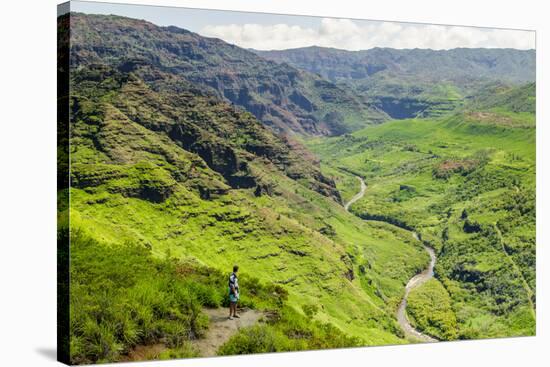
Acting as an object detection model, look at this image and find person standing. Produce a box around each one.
[228,265,240,320]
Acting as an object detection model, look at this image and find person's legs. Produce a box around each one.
[229,302,235,317]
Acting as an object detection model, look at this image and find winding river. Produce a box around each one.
[344,176,438,342]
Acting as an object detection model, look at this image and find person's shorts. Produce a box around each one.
[229,288,239,303]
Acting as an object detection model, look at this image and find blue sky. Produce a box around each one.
[69,1,535,51]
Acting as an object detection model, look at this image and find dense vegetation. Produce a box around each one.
[68,229,211,363]
[64,228,362,363]
[406,279,458,340]
[217,305,361,355]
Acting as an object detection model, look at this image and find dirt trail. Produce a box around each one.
[122,308,263,361]
[344,176,438,343]
[192,308,264,357]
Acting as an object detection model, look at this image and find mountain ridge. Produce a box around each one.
[70,12,387,136]
[254,46,535,119]
[253,46,535,83]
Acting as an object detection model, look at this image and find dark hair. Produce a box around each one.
[233,265,239,272]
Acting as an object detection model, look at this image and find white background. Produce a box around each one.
[0,0,547,365]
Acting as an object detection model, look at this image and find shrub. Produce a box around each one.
[218,325,295,355]
[218,306,361,356]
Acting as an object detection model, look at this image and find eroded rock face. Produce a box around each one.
[289,91,315,112]
[70,13,382,136]
[254,182,274,197]
[309,180,342,205]
[121,182,175,203]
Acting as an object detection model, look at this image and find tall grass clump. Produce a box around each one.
[68,229,215,364]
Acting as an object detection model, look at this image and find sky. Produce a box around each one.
[69,1,535,51]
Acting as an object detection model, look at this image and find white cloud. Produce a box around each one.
[200,18,535,51]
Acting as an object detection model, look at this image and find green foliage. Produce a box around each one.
[68,228,290,364]
[302,304,319,318]
[157,344,198,360]
[407,279,458,340]
[218,306,362,355]
[467,82,535,115]
[432,157,484,180]
[218,325,294,355]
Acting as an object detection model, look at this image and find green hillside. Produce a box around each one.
[308,109,536,339]
[466,82,535,113]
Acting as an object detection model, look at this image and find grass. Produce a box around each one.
[68,163,426,345]
[217,306,361,356]
[67,229,211,364]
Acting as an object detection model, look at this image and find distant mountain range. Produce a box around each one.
[254,46,535,119]
[254,46,535,84]
[71,13,535,131]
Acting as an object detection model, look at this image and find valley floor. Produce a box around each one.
[344,176,438,343]
[308,113,536,341]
